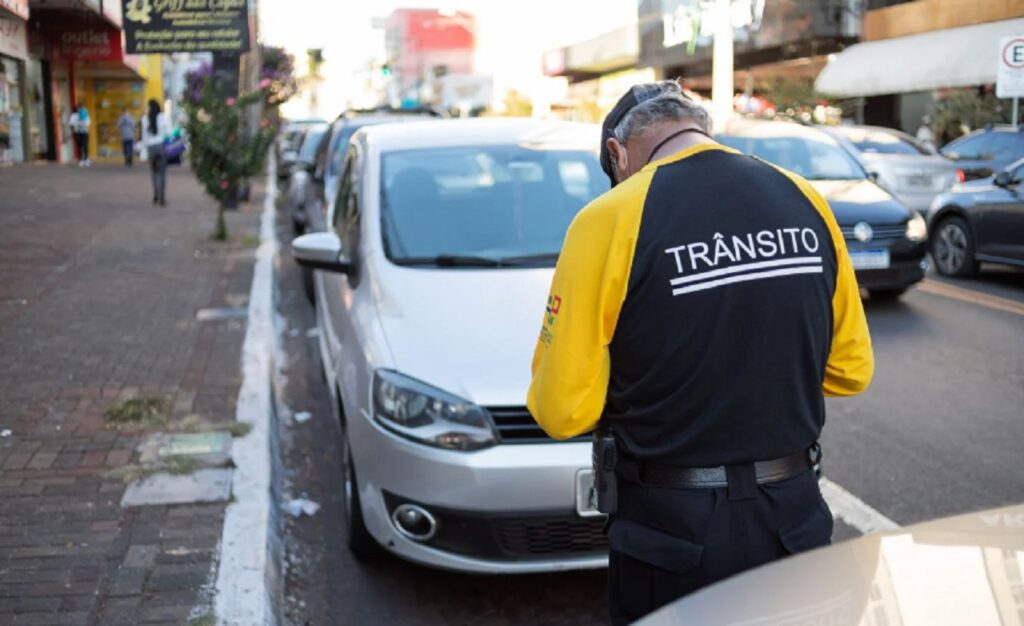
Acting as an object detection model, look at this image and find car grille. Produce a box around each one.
[487,406,587,444]
[495,516,608,557]
[840,224,906,241]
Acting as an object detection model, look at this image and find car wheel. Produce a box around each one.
[340,420,379,560]
[291,208,305,236]
[868,287,906,301]
[931,216,977,277]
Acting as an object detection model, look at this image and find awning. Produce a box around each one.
[815,18,1024,97]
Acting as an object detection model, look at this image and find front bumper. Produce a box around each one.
[349,414,606,573]
[849,239,928,290]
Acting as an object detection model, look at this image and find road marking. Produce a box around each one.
[918,279,1024,318]
[820,478,899,535]
[214,160,278,626]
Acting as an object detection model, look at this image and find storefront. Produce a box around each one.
[638,0,859,94]
[0,0,29,164]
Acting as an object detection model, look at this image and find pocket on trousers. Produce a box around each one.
[608,520,704,619]
[778,499,833,555]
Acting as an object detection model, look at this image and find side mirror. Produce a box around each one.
[281,149,298,165]
[994,171,1014,187]
[866,170,880,183]
[292,232,352,274]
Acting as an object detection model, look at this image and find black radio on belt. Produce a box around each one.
[593,426,618,515]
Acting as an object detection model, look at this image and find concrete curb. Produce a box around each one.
[213,158,282,626]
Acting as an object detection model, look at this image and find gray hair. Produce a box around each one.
[612,81,712,144]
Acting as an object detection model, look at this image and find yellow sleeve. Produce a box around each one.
[526,175,650,439]
[783,171,874,396]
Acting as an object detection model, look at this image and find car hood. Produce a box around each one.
[372,266,553,407]
[809,179,912,225]
[639,501,1024,626]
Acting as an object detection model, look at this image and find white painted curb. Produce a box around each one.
[214,159,280,626]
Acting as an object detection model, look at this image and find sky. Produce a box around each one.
[259,0,639,115]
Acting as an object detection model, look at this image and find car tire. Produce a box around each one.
[868,287,906,301]
[931,216,978,277]
[340,419,379,560]
[291,209,305,236]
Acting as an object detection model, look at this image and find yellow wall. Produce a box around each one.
[864,0,1024,41]
[77,55,164,162]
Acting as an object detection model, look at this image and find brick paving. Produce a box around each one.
[0,162,262,624]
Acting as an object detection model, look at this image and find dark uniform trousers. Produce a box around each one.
[607,464,833,625]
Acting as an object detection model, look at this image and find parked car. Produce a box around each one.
[927,156,1024,277]
[291,118,609,573]
[290,109,443,303]
[717,119,929,300]
[276,118,326,178]
[638,501,1024,626]
[822,124,958,214]
[282,123,329,234]
[940,124,1024,182]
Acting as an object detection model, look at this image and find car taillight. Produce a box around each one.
[956,169,966,183]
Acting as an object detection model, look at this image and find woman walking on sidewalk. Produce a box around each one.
[141,99,172,206]
[69,104,91,167]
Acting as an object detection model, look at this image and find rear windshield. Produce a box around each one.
[718,134,866,180]
[380,146,607,265]
[300,129,326,161]
[835,128,930,156]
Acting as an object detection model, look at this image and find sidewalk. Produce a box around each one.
[0,163,263,624]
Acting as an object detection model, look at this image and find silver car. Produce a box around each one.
[291,118,610,573]
[823,125,959,214]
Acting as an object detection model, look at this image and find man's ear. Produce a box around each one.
[606,137,627,180]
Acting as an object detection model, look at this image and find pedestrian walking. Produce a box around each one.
[916,115,936,151]
[117,108,136,167]
[527,81,874,625]
[141,99,172,206]
[69,104,91,167]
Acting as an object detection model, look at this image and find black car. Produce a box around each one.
[940,125,1024,182]
[718,119,929,300]
[927,156,1024,277]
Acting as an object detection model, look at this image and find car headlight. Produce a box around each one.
[372,370,497,451]
[905,212,927,242]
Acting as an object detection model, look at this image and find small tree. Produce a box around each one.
[934,90,1010,145]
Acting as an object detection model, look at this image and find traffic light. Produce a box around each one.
[381,64,391,77]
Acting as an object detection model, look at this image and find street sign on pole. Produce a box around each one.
[997,35,1024,127]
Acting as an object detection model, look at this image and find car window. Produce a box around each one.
[717,134,865,180]
[379,146,606,264]
[300,128,326,162]
[332,151,354,234]
[837,128,926,156]
[989,133,1024,161]
[333,146,362,252]
[327,128,358,181]
[942,133,991,159]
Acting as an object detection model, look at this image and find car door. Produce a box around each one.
[316,144,361,388]
[974,162,1024,262]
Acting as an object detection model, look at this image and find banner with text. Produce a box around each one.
[121,0,250,54]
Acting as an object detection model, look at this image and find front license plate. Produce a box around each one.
[575,469,603,518]
[849,249,890,270]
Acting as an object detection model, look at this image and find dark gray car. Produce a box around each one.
[927,156,1024,277]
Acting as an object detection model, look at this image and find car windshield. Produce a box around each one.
[380,145,607,266]
[835,128,930,156]
[300,128,326,162]
[718,133,866,180]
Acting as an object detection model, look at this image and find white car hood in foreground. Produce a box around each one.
[372,266,554,407]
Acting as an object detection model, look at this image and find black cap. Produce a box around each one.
[600,82,693,186]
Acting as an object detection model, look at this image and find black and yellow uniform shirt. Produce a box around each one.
[528,144,873,466]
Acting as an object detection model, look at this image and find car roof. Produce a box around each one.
[334,115,430,130]
[718,117,833,141]
[357,118,601,152]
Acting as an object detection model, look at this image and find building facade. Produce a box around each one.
[0,0,29,163]
[383,9,476,108]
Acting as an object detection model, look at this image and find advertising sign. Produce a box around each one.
[0,17,27,59]
[121,0,250,54]
[49,24,124,62]
[0,0,28,21]
[997,35,1024,99]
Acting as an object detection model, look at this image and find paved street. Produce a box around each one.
[272,204,1024,624]
[0,163,261,625]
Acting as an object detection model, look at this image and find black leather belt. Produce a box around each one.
[622,445,821,490]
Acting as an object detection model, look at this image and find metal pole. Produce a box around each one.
[1014,97,1019,127]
